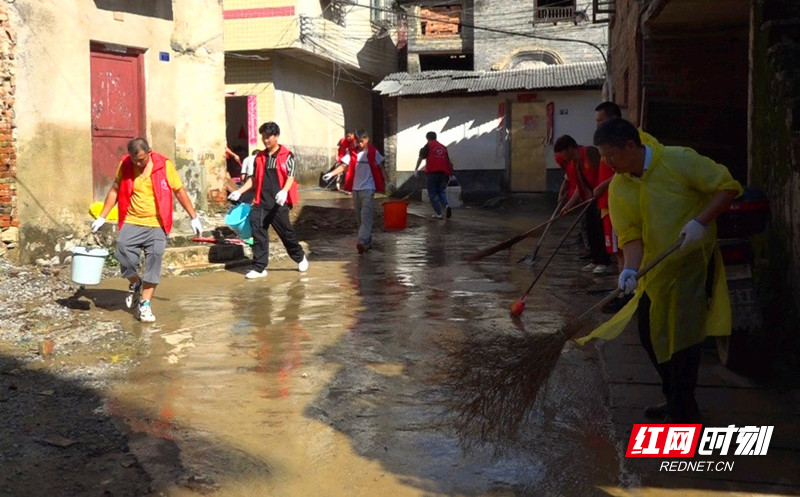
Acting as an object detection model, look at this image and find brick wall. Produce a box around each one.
[472,0,607,71]
[607,0,642,121]
[0,4,16,241]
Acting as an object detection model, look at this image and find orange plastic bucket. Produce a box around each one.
[383,200,408,230]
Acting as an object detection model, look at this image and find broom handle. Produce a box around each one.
[571,236,685,327]
[465,199,592,262]
[521,200,594,298]
[531,200,564,257]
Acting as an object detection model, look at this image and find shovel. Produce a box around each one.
[518,200,564,266]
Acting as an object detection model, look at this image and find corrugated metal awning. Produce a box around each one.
[374,61,606,97]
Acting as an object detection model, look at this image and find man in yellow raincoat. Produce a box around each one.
[577,118,742,423]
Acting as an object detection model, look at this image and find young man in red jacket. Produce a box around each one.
[228,122,308,279]
[92,138,203,322]
[414,131,455,219]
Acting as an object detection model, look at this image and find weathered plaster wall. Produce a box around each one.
[272,53,373,185]
[10,0,224,261]
[471,0,607,71]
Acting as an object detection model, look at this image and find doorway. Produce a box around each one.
[510,101,547,192]
[90,44,145,200]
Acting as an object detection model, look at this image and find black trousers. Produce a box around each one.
[249,204,305,271]
[637,292,702,422]
[586,203,611,265]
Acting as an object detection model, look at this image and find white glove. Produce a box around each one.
[618,267,638,295]
[275,190,288,206]
[679,218,707,251]
[190,216,202,236]
[91,217,106,233]
[228,190,241,202]
[322,172,335,182]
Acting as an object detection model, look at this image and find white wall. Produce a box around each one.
[396,96,504,173]
[396,89,602,175]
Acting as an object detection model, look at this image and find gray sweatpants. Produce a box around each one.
[352,189,375,247]
[116,224,167,284]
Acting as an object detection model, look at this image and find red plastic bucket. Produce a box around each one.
[383,200,408,230]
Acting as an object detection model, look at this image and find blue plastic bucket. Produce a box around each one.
[70,246,109,285]
[224,203,252,239]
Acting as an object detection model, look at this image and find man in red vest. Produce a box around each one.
[228,122,308,278]
[414,131,454,219]
[332,130,356,192]
[92,138,203,323]
[555,135,614,275]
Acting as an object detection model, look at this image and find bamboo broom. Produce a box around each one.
[440,237,684,449]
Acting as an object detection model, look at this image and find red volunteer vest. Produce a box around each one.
[253,145,300,206]
[343,145,385,193]
[337,137,355,162]
[424,140,452,175]
[117,152,175,234]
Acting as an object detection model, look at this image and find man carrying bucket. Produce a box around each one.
[414,131,454,220]
[228,122,308,279]
[322,129,393,254]
[92,138,203,323]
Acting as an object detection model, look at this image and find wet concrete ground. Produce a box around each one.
[6,190,799,496]
[81,192,626,496]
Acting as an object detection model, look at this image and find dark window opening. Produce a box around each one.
[419,53,473,71]
[534,0,576,22]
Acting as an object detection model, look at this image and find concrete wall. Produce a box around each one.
[10,0,225,261]
[472,0,607,71]
[392,88,601,197]
[271,53,374,184]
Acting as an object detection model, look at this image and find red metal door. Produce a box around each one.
[90,48,144,200]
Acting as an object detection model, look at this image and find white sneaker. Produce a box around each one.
[298,256,309,272]
[431,213,443,219]
[582,263,597,272]
[592,264,615,275]
[138,302,156,323]
[245,269,268,279]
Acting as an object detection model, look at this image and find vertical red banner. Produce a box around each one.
[247,95,258,147]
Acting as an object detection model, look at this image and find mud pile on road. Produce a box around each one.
[0,258,157,494]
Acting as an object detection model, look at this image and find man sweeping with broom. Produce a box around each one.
[577,118,742,423]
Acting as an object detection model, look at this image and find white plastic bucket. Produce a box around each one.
[70,246,109,285]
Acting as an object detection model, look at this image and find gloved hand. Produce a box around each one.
[190,216,202,236]
[679,218,707,250]
[618,267,638,295]
[322,172,335,182]
[228,190,241,202]
[91,217,106,233]
[275,190,288,206]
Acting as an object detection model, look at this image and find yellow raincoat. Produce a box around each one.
[576,140,743,363]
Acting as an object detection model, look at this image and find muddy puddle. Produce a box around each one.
[88,198,623,496]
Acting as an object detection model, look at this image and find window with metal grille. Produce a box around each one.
[534,0,576,23]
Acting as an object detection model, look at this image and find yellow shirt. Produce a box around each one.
[115,159,183,228]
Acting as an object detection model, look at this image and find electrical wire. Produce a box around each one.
[340,0,608,66]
